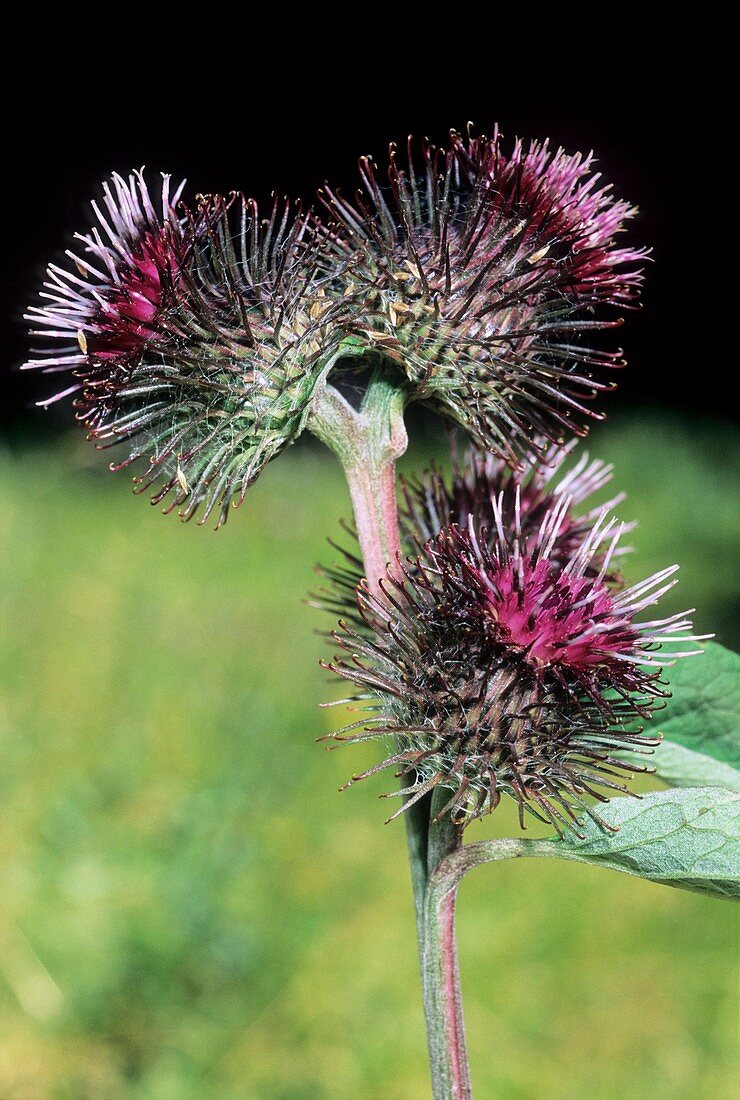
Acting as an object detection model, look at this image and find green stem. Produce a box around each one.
[309,368,477,1097]
[421,839,559,1097]
[310,376,565,1092]
[405,789,433,944]
[431,837,553,889]
[308,369,407,595]
[421,789,470,1099]
[309,368,430,927]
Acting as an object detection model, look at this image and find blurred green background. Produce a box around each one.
[0,410,737,1099]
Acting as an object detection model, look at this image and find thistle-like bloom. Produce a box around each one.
[317,440,631,623]
[323,451,701,833]
[25,128,647,525]
[401,440,632,573]
[320,129,647,462]
[25,172,351,525]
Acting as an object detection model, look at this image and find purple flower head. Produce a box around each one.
[81,225,185,362]
[316,440,631,624]
[26,172,186,399]
[25,128,648,527]
[401,439,631,573]
[322,450,702,833]
[320,128,647,462]
[25,173,352,526]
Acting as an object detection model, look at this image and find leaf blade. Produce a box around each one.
[647,741,740,792]
[548,787,740,900]
[654,643,740,774]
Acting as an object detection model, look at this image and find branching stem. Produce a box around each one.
[309,367,481,1097]
[308,368,407,596]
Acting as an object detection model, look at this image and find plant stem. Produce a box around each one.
[419,838,559,1097]
[309,369,431,924]
[307,369,407,595]
[422,789,471,1099]
[309,368,475,1098]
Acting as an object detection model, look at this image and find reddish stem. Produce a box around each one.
[307,373,407,597]
[439,889,470,1098]
[343,457,403,597]
[309,370,473,1097]
[424,805,472,1099]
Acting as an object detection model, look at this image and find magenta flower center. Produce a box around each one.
[89,230,180,360]
[482,557,635,669]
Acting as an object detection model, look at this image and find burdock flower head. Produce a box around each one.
[323,446,701,833]
[25,127,646,525]
[317,440,630,613]
[400,439,631,571]
[25,171,353,525]
[321,128,647,462]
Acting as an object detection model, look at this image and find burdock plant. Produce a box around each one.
[25,128,739,1098]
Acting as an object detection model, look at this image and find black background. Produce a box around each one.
[1,35,723,437]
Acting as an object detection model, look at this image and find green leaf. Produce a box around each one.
[549,787,740,899]
[647,741,740,792]
[655,643,740,772]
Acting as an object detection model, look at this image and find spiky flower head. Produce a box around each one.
[321,128,647,462]
[25,127,647,525]
[323,448,700,833]
[25,172,352,525]
[401,439,631,573]
[316,439,630,621]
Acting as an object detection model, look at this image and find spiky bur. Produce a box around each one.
[319,128,647,463]
[320,450,703,834]
[25,172,354,526]
[25,130,646,525]
[315,440,630,627]
[404,439,643,572]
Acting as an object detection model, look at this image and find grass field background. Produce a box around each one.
[1,410,737,1098]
